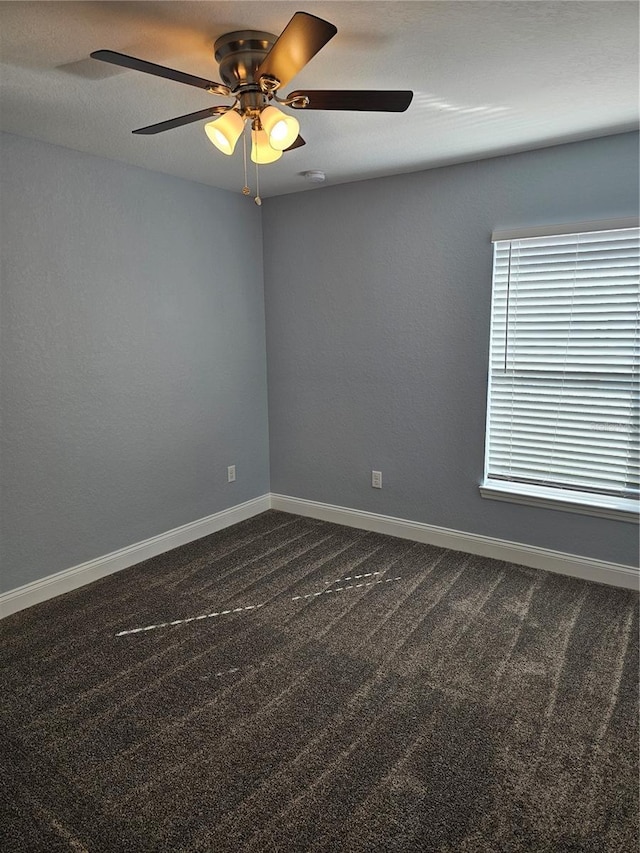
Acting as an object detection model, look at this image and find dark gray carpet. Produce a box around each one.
[1,510,638,852]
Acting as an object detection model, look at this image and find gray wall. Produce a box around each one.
[1,132,270,592]
[263,132,639,567]
[2,131,637,595]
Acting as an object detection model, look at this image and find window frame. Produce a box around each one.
[480,217,640,524]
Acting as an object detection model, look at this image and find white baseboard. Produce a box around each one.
[271,494,639,591]
[0,494,271,619]
[3,490,637,619]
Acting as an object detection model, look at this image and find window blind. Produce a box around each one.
[484,225,640,509]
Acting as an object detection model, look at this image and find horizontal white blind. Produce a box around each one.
[485,226,640,501]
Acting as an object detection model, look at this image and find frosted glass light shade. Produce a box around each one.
[260,106,300,151]
[251,129,283,164]
[204,110,244,155]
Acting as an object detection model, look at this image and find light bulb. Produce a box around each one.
[251,129,283,164]
[204,110,244,155]
[260,105,300,151]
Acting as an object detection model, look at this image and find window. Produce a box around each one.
[481,219,639,522]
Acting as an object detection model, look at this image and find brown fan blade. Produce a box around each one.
[289,90,413,112]
[256,12,337,89]
[90,50,230,96]
[133,106,232,135]
[284,135,306,151]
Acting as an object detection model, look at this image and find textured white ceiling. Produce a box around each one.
[1,1,638,198]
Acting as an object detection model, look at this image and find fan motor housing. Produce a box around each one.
[214,30,277,92]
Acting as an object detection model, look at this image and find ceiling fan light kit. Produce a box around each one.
[90,11,413,201]
[251,129,283,164]
[204,109,244,155]
[259,106,300,151]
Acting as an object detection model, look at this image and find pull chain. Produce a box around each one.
[250,124,262,206]
[242,120,250,196]
[255,155,261,206]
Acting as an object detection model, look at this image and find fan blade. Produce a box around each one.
[133,106,232,135]
[256,12,337,89]
[289,90,413,112]
[284,135,306,152]
[90,50,230,96]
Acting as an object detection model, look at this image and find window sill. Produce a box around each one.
[480,481,639,523]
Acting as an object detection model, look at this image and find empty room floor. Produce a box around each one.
[1,510,638,851]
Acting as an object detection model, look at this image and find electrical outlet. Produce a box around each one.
[227,465,236,483]
[371,470,382,489]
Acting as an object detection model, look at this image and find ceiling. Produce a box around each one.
[1,1,638,198]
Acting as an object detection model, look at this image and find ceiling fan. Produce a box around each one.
[91,10,413,201]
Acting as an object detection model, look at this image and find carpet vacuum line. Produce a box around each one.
[292,576,402,601]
